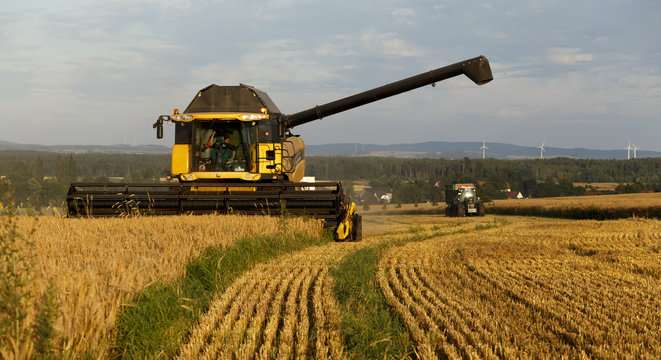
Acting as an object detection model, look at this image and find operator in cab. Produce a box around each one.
[211,132,237,170]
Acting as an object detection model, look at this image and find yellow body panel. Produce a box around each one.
[288,159,306,183]
[335,202,356,241]
[178,172,262,182]
[171,112,269,122]
[191,186,256,192]
[171,144,191,175]
[282,136,306,182]
[256,143,282,174]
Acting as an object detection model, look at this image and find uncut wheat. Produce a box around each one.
[491,192,661,213]
[10,214,322,358]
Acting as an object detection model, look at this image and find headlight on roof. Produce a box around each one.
[172,114,193,121]
[240,114,267,120]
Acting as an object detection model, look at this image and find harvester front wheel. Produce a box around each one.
[351,214,362,241]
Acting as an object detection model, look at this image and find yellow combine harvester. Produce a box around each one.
[67,55,493,240]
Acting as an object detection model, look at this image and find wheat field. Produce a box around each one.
[176,253,345,359]
[175,218,491,359]
[7,207,661,358]
[491,192,661,212]
[8,215,323,358]
[377,217,661,359]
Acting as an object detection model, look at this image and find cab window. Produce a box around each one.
[257,120,278,142]
[193,120,252,172]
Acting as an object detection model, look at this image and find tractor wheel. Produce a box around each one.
[445,206,451,217]
[477,202,486,216]
[456,204,466,217]
[351,214,363,241]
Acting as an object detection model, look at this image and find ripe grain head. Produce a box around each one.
[13,214,323,357]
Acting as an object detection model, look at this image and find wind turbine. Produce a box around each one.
[480,140,488,159]
[626,141,633,160]
[536,141,546,160]
[633,144,640,159]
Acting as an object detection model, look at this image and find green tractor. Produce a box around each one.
[445,183,485,217]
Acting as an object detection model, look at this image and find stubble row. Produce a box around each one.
[177,245,354,360]
[378,218,661,359]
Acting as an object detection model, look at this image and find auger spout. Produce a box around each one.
[284,55,492,129]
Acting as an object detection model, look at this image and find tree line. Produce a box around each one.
[0,151,169,208]
[305,156,661,204]
[0,150,659,208]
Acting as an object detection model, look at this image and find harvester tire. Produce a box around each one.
[445,207,451,217]
[351,214,362,241]
[477,202,486,216]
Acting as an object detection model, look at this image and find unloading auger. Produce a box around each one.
[67,55,493,241]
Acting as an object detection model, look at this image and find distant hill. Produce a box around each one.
[1,139,659,159]
[0,140,170,154]
[306,141,661,160]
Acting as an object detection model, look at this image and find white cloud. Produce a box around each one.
[496,108,524,117]
[480,32,508,40]
[79,28,113,42]
[588,106,608,114]
[0,26,10,40]
[391,8,415,17]
[188,45,341,89]
[83,0,192,12]
[313,35,358,57]
[390,8,416,24]
[548,47,594,65]
[361,32,424,57]
[314,45,331,56]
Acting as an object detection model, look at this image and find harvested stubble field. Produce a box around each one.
[175,216,661,359]
[7,215,322,358]
[176,248,345,359]
[6,208,661,359]
[175,216,482,359]
[490,192,661,219]
[378,217,661,358]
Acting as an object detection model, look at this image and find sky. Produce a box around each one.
[1,0,660,151]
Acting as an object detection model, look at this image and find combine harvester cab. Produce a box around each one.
[68,56,493,241]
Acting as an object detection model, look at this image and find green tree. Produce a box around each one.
[34,157,44,183]
[27,178,42,209]
[67,154,77,183]
[393,183,422,204]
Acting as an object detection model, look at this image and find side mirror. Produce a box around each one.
[153,115,168,139]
